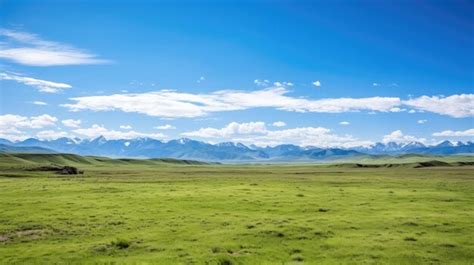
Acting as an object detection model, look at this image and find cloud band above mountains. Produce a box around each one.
[61,88,473,118]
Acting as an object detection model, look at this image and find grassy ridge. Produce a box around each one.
[0,153,473,264]
[1,152,473,168]
[0,153,209,168]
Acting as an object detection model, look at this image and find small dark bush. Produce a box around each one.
[111,239,130,249]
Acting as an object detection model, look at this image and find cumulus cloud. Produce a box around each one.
[339,121,350,125]
[372,83,380,87]
[36,130,69,140]
[1,72,71,93]
[254,79,270,86]
[403,94,474,118]
[33,101,48,105]
[72,124,165,140]
[417,119,427,124]
[182,121,372,147]
[120,125,132,130]
[62,119,82,128]
[0,28,109,66]
[273,81,293,87]
[21,114,57,128]
[183,122,267,138]
[383,130,425,144]
[389,107,406,112]
[272,121,286,127]
[0,114,58,140]
[197,76,205,83]
[62,87,402,118]
[432,128,474,137]
[154,124,176,130]
[312,80,321,87]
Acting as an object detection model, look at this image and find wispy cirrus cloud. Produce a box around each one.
[1,72,71,93]
[0,28,109,66]
[33,101,48,106]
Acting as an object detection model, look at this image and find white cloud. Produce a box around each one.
[339,121,350,125]
[0,114,58,141]
[372,83,380,87]
[36,130,69,140]
[432,128,474,137]
[182,121,372,147]
[25,114,58,128]
[33,101,47,105]
[120,125,132,130]
[154,124,176,130]
[62,87,402,118]
[312,80,321,87]
[272,121,286,127]
[408,109,416,114]
[72,124,165,140]
[273,81,293,87]
[417,119,427,124]
[182,122,267,138]
[403,94,474,118]
[254,79,270,86]
[62,119,82,128]
[383,130,425,144]
[197,76,205,83]
[1,72,71,93]
[389,107,406,112]
[0,28,108,66]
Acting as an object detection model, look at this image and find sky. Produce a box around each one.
[0,0,473,147]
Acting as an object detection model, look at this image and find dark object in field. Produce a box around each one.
[110,239,130,249]
[28,164,83,175]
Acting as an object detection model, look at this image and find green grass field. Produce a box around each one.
[0,153,473,264]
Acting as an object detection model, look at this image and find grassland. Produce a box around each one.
[0,153,473,264]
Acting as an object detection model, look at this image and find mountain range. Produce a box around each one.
[0,137,472,161]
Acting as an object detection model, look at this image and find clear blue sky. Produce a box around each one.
[0,0,473,146]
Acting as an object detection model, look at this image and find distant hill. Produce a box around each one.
[0,153,209,168]
[0,136,472,162]
[0,153,472,171]
[0,144,57,154]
